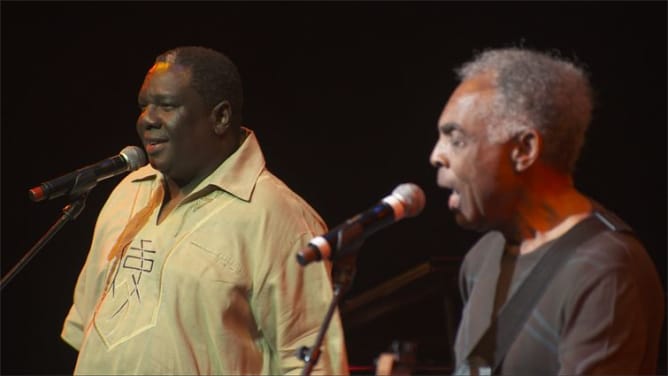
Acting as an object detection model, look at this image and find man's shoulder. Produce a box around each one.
[568,208,644,268]
[245,169,326,230]
[554,209,662,295]
[569,225,646,272]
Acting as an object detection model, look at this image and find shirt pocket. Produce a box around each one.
[166,230,247,286]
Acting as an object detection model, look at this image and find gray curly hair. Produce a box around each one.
[457,48,593,174]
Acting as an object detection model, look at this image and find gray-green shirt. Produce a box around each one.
[62,128,349,375]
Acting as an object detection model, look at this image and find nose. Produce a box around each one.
[429,141,449,169]
[137,105,160,130]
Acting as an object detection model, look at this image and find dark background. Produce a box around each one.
[2,2,666,374]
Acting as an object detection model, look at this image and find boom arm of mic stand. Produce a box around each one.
[296,254,358,376]
[0,194,88,291]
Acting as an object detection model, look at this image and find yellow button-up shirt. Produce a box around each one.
[62,128,348,375]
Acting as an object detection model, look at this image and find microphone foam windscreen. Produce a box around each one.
[393,183,426,218]
[120,146,148,171]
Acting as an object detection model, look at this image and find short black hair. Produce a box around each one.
[156,46,243,128]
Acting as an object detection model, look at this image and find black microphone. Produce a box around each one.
[297,183,426,266]
[28,146,147,202]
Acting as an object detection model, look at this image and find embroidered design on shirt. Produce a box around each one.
[109,239,156,317]
[94,235,164,349]
[123,239,156,273]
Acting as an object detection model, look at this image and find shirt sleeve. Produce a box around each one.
[61,276,87,350]
[251,234,349,375]
[61,212,104,352]
[60,214,109,352]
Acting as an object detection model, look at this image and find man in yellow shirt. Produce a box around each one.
[61,46,348,375]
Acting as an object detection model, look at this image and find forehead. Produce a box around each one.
[148,60,189,74]
[140,62,193,94]
[438,73,497,133]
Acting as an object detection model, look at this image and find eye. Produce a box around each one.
[159,103,178,112]
[439,124,467,149]
[450,137,465,148]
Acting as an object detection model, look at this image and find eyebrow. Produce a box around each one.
[438,122,462,135]
[138,93,178,103]
[152,94,177,101]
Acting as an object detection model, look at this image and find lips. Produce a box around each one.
[143,137,168,155]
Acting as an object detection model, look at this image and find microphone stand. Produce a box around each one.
[296,253,358,376]
[0,193,88,291]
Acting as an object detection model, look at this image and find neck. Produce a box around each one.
[164,174,202,203]
[502,170,592,255]
[165,127,244,201]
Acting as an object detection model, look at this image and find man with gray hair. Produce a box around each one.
[430,48,663,374]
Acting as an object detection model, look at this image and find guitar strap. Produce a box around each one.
[467,210,632,374]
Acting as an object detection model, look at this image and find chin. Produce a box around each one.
[149,160,174,177]
[454,212,472,228]
[149,159,163,170]
[455,213,487,233]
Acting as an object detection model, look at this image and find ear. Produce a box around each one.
[211,100,232,135]
[511,129,541,172]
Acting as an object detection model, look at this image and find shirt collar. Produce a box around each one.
[130,127,266,202]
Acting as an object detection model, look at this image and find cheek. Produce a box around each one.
[470,167,513,216]
[458,165,494,209]
[164,114,191,141]
[469,179,492,209]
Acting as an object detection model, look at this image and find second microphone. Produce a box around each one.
[296,183,426,266]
